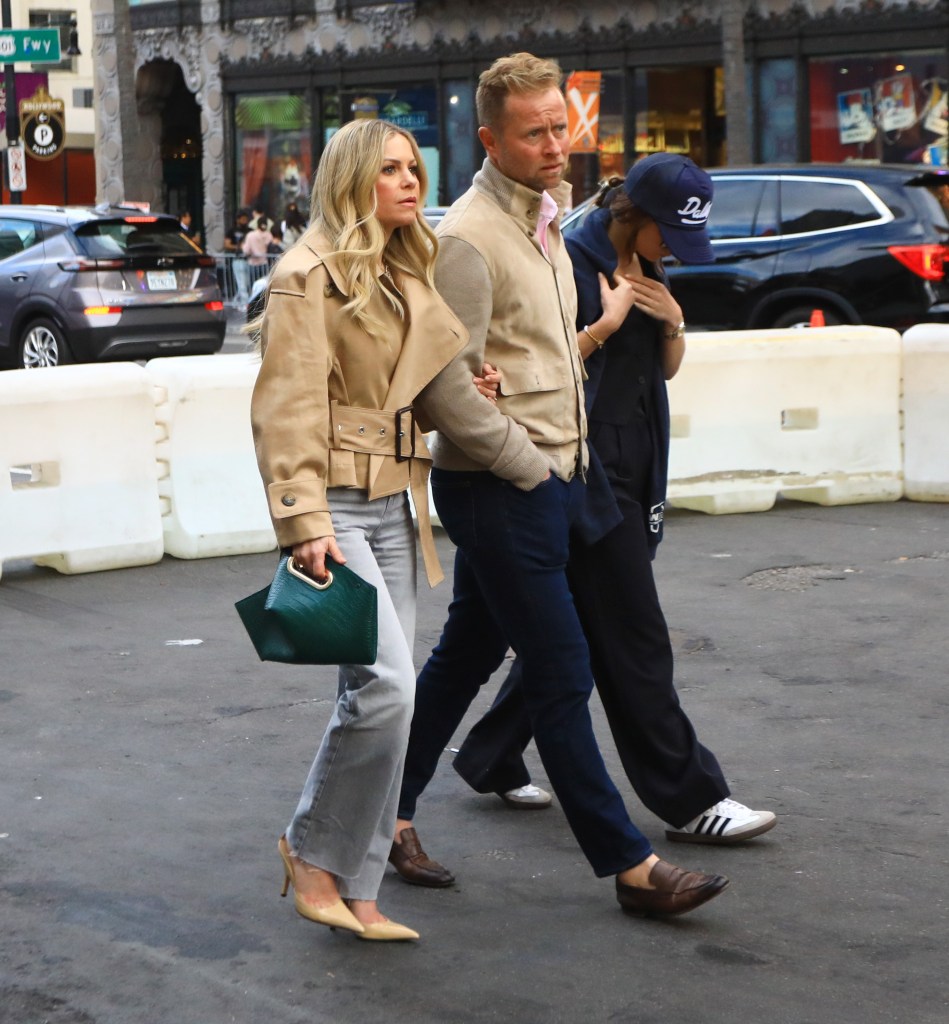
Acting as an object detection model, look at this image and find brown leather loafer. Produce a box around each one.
[388,827,455,888]
[615,860,728,918]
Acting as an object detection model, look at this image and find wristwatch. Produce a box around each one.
[664,320,686,340]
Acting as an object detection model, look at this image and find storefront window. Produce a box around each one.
[563,69,624,206]
[633,67,717,166]
[810,53,948,165]
[443,79,475,204]
[234,92,312,221]
[758,59,798,162]
[338,86,440,206]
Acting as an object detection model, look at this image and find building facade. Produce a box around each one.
[1,2,95,205]
[117,0,949,252]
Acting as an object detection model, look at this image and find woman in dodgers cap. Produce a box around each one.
[455,152,777,852]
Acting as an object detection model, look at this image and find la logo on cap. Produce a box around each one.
[678,196,711,226]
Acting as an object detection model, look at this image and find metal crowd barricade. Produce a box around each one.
[211,252,280,308]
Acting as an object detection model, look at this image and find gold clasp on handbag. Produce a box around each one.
[287,557,333,590]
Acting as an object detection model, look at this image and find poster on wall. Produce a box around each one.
[922,80,948,138]
[566,71,602,153]
[875,74,916,133]
[837,88,876,145]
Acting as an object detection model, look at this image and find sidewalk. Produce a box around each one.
[0,499,946,1024]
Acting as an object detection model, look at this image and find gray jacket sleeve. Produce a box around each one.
[417,235,549,489]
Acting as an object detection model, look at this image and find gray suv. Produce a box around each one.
[0,204,226,369]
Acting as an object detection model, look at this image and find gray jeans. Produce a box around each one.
[286,488,417,900]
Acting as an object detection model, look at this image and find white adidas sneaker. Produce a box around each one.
[666,798,777,844]
[499,783,552,809]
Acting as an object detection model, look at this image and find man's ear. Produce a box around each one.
[478,125,498,162]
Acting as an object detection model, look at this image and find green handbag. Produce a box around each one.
[235,555,378,665]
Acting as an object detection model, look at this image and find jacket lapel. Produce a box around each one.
[380,273,467,411]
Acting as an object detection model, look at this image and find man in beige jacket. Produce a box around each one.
[391,53,729,918]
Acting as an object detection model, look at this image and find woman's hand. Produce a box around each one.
[473,361,501,402]
[597,272,637,336]
[292,536,346,582]
[617,272,683,332]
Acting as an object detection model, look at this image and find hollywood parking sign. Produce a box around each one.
[0,29,61,64]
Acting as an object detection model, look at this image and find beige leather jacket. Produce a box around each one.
[250,227,468,585]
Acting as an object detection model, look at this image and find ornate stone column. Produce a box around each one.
[92,0,127,204]
[197,2,227,253]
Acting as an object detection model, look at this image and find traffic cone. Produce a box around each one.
[809,309,825,327]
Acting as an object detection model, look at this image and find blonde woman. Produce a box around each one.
[250,118,468,941]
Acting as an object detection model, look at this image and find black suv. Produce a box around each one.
[0,204,226,369]
[565,164,949,331]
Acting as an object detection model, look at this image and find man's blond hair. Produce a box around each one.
[476,52,564,130]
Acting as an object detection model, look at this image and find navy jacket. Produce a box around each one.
[566,206,672,553]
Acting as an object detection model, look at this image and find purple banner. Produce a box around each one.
[0,72,49,134]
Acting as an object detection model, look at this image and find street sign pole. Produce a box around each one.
[1,0,21,204]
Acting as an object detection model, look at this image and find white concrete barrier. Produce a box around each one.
[666,327,903,514]
[0,364,164,579]
[901,324,949,502]
[146,353,277,559]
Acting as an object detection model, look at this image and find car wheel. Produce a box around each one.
[769,306,844,330]
[20,318,73,369]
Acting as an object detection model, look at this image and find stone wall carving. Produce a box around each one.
[133,5,229,251]
[93,8,124,205]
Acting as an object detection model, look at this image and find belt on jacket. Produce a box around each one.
[330,402,444,586]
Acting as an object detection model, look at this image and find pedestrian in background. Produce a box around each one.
[242,216,274,286]
[225,208,252,305]
[250,117,468,942]
[267,225,285,254]
[281,201,308,246]
[452,154,778,847]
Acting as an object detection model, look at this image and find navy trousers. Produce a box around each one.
[398,469,652,877]
[453,456,729,829]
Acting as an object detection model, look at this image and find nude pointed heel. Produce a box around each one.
[278,835,365,934]
[356,919,420,942]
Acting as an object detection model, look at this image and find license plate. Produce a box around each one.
[146,270,177,290]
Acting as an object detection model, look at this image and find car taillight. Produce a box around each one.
[59,256,126,272]
[887,244,949,281]
[197,255,215,267]
[59,258,126,271]
[84,306,122,315]
[205,301,224,312]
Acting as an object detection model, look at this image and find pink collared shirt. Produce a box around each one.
[535,189,559,255]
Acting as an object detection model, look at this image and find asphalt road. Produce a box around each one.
[1,498,947,1024]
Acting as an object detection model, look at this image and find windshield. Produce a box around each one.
[74,219,200,259]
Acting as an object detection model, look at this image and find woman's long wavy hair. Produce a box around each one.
[310,118,437,338]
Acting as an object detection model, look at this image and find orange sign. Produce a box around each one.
[566,71,602,153]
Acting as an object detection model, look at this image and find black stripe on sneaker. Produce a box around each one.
[713,816,729,836]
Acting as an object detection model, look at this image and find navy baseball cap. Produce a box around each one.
[623,153,714,264]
